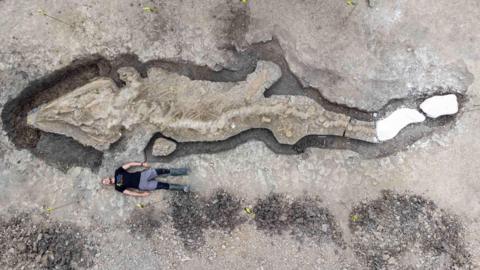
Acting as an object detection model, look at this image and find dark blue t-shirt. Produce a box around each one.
[114,167,141,193]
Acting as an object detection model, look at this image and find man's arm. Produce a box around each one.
[123,189,150,197]
[121,162,149,170]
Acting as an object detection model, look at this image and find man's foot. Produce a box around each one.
[169,168,189,176]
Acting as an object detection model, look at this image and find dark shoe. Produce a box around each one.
[169,184,190,192]
[169,168,189,176]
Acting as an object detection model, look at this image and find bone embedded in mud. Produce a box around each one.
[26,60,377,150]
[152,137,177,156]
[345,119,378,143]
[376,108,426,141]
[27,79,125,151]
[420,94,458,118]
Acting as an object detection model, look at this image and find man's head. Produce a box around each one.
[101,177,115,186]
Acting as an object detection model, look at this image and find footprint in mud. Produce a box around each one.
[349,190,472,269]
[253,193,344,247]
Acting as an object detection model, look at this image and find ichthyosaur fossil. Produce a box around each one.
[27,61,379,152]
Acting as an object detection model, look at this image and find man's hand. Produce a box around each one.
[139,191,150,197]
[142,162,149,168]
[122,162,147,170]
[123,190,150,197]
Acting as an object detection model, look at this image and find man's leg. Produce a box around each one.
[139,168,167,190]
[156,182,189,192]
[155,168,188,176]
[155,168,170,176]
[155,182,170,190]
[168,168,188,176]
[167,183,190,192]
[140,168,158,180]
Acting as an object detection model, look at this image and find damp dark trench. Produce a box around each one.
[1,40,464,170]
[146,112,457,163]
[1,56,108,171]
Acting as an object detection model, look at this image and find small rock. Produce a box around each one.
[181,256,191,262]
[16,242,27,252]
[388,257,397,265]
[40,255,49,266]
[152,138,177,157]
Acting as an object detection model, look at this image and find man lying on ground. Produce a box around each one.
[101,162,189,197]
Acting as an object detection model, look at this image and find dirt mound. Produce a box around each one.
[203,191,245,231]
[0,213,96,270]
[349,190,471,269]
[170,192,206,250]
[126,207,167,238]
[253,193,290,234]
[254,194,344,246]
[169,190,245,251]
[168,192,343,250]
